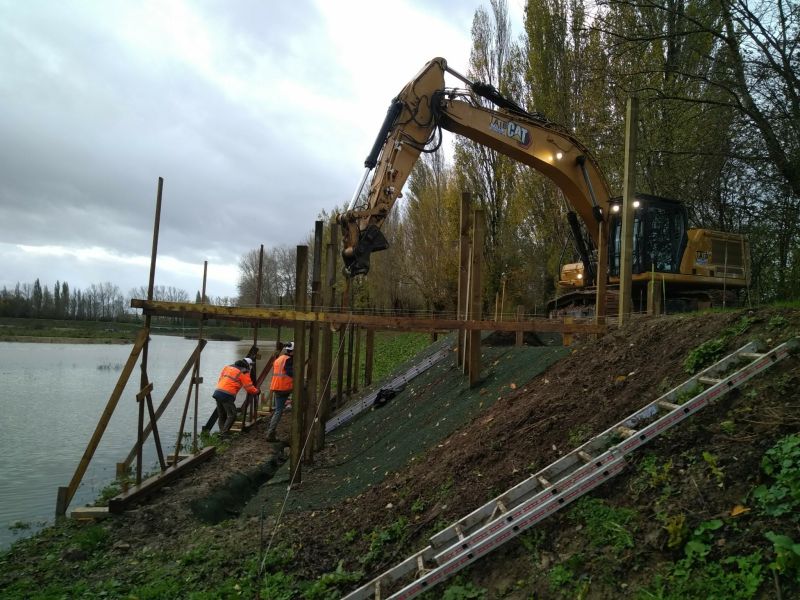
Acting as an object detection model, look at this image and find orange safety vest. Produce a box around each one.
[215,365,259,396]
[270,355,293,392]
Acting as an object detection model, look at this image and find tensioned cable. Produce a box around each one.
[256,313,353,578]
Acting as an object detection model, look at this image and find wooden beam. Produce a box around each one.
[130,300,606,334]
[108,447,215,514]
[56,328,149,516]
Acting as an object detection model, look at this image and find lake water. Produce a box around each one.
[0,334,266,550]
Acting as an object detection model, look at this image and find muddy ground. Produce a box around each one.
[1,306,799,599]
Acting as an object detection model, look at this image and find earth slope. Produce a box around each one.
[1,307,798,600]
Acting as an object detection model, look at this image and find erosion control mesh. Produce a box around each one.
[244,335,568,517]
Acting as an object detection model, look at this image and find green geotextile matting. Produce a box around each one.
[245,338,569,517]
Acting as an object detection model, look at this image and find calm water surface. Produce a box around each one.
[0,335,267,550]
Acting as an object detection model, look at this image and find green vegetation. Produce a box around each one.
[684,338,727,374]
[683,316,756,373]
[359,517,409,567]
[0,316,273,342]
[638,519,763,600]
[752,434,800,517]
[765,532,800,584]
[568,498,637,554]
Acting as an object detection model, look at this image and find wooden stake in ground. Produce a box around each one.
[290,245,308,483]
[469,209,484,387]
[457,192,472,369]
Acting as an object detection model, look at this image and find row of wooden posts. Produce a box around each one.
[57,181,603,516]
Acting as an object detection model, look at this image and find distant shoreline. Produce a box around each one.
[0,336,132,344]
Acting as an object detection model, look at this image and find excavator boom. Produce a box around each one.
[338,57,610,277]
[338,57,749,315]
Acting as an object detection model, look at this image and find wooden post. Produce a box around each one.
[364,328,375,387]
[595,221,608,325]
[306,221,323,459]
[469,209,484,387]
[457,192,472,369]
[515,305,524,346]
[290,246,308,484]
[346,321,354,395]
[250,245,264,423]
[353,325,361,393]
[563,316,574,347]
[319,222,336,421]
[619,97,638,326]
[500,276,506,322]
[336,290,346,410]
[192,261,208,450]
[647,278,662,315]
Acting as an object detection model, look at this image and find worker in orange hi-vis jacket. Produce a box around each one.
[266,342,294,442]
[212,358,260,434]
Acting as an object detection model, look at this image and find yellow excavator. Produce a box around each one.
[337,57,749,315]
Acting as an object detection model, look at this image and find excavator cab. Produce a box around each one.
[607,194,688,277]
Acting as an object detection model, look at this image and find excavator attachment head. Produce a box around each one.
[342,224,389,277]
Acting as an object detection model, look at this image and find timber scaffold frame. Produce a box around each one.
[56,181,605,519]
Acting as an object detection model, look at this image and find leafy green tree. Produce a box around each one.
[455,0,524,304]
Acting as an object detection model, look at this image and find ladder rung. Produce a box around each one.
[739,351,764,360]
[698,376,723,386]
[657,400,680,411]
[577,450,594,463]
[616,426,637,438]
[536,475,551,488]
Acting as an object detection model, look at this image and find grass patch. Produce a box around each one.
[568,498,637,553]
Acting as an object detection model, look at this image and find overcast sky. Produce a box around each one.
[0,0,524,301]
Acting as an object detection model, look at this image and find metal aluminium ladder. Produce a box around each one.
[325,347,451,434]
[342,338,797,600]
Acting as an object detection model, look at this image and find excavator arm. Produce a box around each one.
[338,57,613,279]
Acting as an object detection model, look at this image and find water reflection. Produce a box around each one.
[0,335,272,550]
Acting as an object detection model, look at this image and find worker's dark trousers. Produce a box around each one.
[216,398,237,433]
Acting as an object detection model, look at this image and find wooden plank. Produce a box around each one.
[56,328,148,516]
[70,506,111,521]
[108,446,216,514]
[130,299,606,334]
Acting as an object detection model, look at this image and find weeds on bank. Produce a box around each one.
[752,433,800,517]
[360,517,409,566]
[637,518,764,600]
[568,497,636,553]
[683,315,756,374]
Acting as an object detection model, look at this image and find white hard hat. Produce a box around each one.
[244,357,254,366]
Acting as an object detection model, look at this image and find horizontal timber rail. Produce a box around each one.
[130,299,607,334]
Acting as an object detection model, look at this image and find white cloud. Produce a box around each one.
[0,0,523,302]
